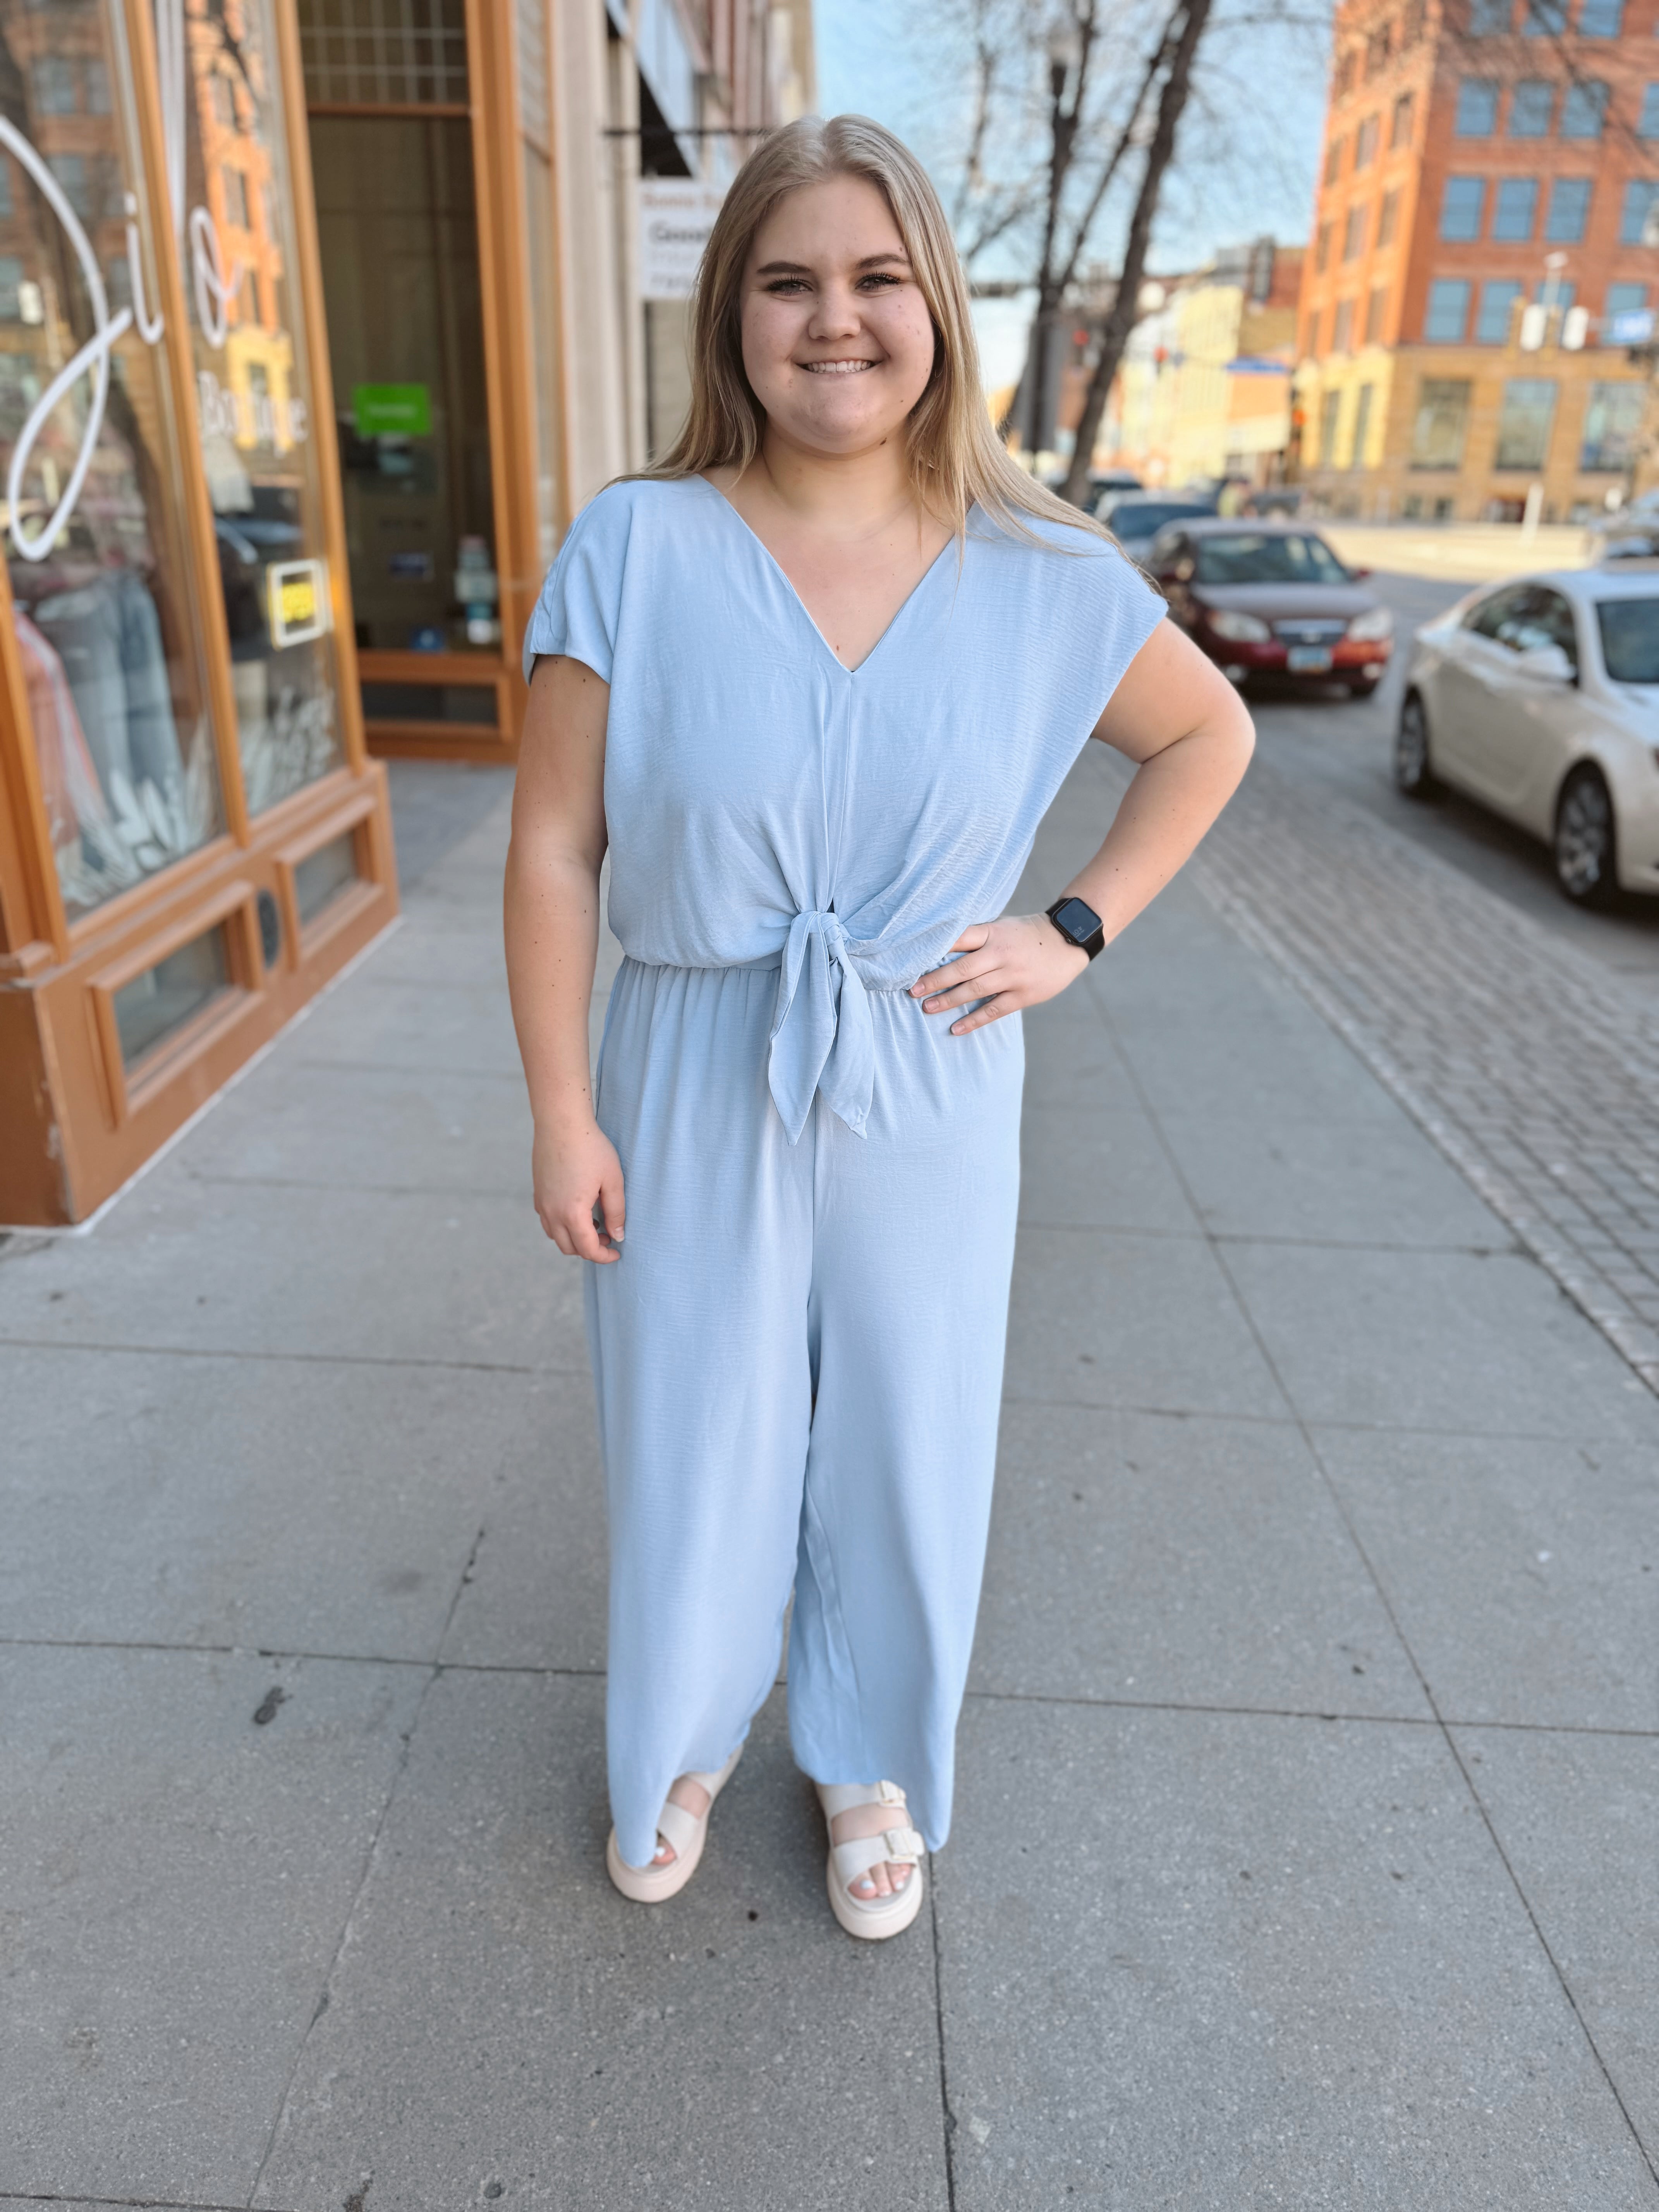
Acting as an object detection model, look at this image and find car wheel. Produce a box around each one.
[1554,765,1618,907]
[1394,690,1437,797]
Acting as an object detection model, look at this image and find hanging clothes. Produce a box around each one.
[13,606,108,853]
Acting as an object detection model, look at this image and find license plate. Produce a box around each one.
[1286,646,1333,672]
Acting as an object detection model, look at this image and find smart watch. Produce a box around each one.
[1046,895,1105,960]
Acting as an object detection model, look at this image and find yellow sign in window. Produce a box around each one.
[267,558,330,649]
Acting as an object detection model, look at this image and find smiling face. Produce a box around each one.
[739,173,938,460]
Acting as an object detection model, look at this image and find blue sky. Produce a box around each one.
[813,0,1332,283]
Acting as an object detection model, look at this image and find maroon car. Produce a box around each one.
[1147,518,1395,697]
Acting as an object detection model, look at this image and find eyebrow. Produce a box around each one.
[754,252,911,276]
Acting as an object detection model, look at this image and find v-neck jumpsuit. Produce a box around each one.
[524,477,1163,1869]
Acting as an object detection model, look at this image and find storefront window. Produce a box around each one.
[0,0,224,919]
[177,0,342,811]
[307,110,497,654]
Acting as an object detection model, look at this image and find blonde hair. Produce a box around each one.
[650,114,1111,548]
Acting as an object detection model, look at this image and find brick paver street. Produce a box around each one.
[1151,578,1659,1396]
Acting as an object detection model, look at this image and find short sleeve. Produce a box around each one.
[520,483,633,684]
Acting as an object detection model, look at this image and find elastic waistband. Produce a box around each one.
[619,951,913,995]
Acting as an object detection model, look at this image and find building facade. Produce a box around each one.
[0,0,808,1226]
[1296,0,1657,520]
[1099,242,1304,488]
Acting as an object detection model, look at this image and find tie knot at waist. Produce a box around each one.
[768,909,877,1143]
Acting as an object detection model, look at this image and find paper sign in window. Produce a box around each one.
[268,558,330,649]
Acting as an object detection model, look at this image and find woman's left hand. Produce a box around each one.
[910,914,1089,1034]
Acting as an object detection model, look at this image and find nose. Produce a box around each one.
[806,282,862,343]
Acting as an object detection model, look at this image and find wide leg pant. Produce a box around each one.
[589,955,1023,1871]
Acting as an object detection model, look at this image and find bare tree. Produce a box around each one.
[915,0,1322,489]
[1060,0,1213,499]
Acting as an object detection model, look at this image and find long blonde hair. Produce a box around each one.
[651,114,1110,547]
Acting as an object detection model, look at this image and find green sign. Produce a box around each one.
[352,382,431,436]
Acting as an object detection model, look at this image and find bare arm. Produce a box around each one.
[503,653,624,1261]
[913,618,1254,1029]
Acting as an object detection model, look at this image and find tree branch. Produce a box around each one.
[1061,0,1217,501]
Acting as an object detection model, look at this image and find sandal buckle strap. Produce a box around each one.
[884,1826,924,1863]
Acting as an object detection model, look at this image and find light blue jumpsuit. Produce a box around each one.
[524,477,1162,1870]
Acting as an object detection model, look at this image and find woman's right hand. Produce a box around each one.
[532,1119,626,1261]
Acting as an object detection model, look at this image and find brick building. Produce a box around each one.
[1295,0,1659,521]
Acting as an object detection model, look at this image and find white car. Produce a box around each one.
[1397,568,1659,905]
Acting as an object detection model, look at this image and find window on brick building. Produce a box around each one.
[1378,187,1401,245]
[1325,136,1344,184]
[1440,175,1485,239]
[1508,80,1553,135]
[1425,278,1472,339]
[1355,113,1380,167]
[1577,0,1622,32]
[1350,383,1375,466]
[1391,90,1415,145]
[1468,0,1511,29]
[1410,378,1472,465]
[1333,297,1355,350]
[1605,280,1647,321]
[1320,388,1343,461]
[1316,220,1334,271]
[1561,81,1608,137]
[1494,378,1557,468]
[1581,381,1645,466]
[1402,0,1426,38]
[1546,176,1592,239]
[1477,278,1525,340]
[1456,79,1499,133]
[1344,204,1368,259]
[1493,177,1537,239]
[1640,84,1659,136]
[1522,0,1566,32]
[1620,179,1659,244]
[1365,284,1389,341]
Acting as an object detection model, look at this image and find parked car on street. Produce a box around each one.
[1397,569,1659,905]
[1584,491,1659,565]
[1146,518,1394,695]
[1062,467,1143,507]
[1095,493,1217,561]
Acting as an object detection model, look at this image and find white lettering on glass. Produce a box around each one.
[4,0,280,562]
[0,115,140,563]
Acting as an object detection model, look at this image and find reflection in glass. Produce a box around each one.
[178,0,342,811]
[0,0,223,918]
[292,825,355,921]
[113,921,230,1066]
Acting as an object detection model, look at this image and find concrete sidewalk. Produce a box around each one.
[3,748,1656,2210]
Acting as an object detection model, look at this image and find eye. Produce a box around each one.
[764,277,811,295]
[857,272,903,291]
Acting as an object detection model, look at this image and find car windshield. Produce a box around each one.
[1193,533,1350,586]
[1595,596,1659,682]
[1108,502,1209,536]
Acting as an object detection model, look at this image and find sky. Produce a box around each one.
[814,0,1333,385]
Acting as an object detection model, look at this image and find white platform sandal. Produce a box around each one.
[816,1779,927,1940]
[605,1745,742,1903]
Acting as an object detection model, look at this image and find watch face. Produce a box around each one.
[1051,896,1101,944]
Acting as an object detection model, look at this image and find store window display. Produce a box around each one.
[173,0,342,810]
[0,0,223,918]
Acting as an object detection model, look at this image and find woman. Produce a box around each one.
[504,114,1252,1941]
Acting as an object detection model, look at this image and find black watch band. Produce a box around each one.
[1047,895,1106,960]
